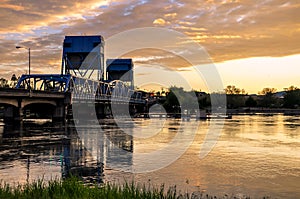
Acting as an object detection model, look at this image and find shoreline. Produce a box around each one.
[0,177,267,199]
[226,108,300,115]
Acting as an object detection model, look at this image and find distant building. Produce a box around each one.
[274,91,286,99]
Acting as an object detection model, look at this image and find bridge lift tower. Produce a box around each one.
[106,59,134,89]
[61,35,105,80]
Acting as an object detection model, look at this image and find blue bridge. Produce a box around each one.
[0,35,148,123]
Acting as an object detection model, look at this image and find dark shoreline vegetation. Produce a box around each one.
[161,85,300,113]
[0,177,272,199]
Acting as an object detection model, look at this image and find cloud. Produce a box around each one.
[153,18,169,25]
[164,13,177,18]
[0,0,299,78]
[0,3,25,11]
[0,0,110,33]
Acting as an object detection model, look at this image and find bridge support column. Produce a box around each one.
[53,103,66,124]
[3,107,14,123]
[96,104,105,119]
[15,100,24,122]
[105,104,112,118]
[143,103,150,118]
[3,102,23,123]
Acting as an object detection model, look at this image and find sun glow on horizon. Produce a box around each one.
[171,54,300,94]
[215,54,300,94]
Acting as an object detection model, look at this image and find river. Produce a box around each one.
[0,114,299,198]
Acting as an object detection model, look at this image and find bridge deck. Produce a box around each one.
[0,87,66,99]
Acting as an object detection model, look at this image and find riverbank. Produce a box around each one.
[227,108,300,115]
[0,178,268,199]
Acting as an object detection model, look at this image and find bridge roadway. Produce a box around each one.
[0,86,147,123]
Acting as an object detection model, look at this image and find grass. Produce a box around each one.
[0,177,270,199]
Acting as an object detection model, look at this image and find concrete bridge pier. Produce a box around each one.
[95,104,105,119]
[16,100,24,122]
[3,106,15,123]
[2,103,23,123]
[53,102,67,124]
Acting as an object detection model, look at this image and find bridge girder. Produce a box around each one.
[14,74,146,104]
[16,74,72,92]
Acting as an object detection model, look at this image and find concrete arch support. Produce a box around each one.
[22,99,57,108]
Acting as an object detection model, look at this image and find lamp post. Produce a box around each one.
[16,46,31,89]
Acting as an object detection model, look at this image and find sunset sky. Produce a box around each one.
[0,0,300,94]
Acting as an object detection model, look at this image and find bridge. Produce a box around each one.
[0,35,148,123]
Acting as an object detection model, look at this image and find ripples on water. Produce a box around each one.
[0,114,299,198]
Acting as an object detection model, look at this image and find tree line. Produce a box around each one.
[158,85,300,113]
[0,74,19,88]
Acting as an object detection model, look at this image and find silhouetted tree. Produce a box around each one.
[10,74,19,88]
[0,78,8,88]
[258,88,277,108]
[10,74,17,81]
[284,85,298,92]
[197,93,211,109]
[245,96,257,107]
[225,85,246,108]
[163,87,180,113]
[225,85,246,95]
[283,86,300,108]
[163,86,198,113]
[259,88,277,95]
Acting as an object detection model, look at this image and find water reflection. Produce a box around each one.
[0,115,299,198]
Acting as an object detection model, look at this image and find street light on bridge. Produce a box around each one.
[16,46,31,90]
[16,46,31,76]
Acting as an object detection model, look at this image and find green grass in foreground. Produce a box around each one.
[0,177,270,199]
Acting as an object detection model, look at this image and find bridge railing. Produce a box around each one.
[16,74,145,104]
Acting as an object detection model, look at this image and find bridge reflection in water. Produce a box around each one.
[0,119,133,185]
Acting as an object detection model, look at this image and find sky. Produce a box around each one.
[0,0,300,94]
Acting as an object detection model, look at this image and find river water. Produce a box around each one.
[0,114,299,198]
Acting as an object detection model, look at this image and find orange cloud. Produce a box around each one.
[0,4,25,11]
[153,18,169,26]
[164,13,177,18]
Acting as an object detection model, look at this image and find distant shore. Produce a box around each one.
[227,107,300,115]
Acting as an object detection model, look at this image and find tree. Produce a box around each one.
[283,86,300,108]
[284,85,298,91]
[258,88,277,107]
[11,74,17,81]
[259,88,276,95]
[197,93,211,109]
[163,87,180,113]
[224,85,246,108]
[0,78,8,88]
[10,74,19,88]
[225,85,245,95]
[163,86,198,113]
[245,96,257,107]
